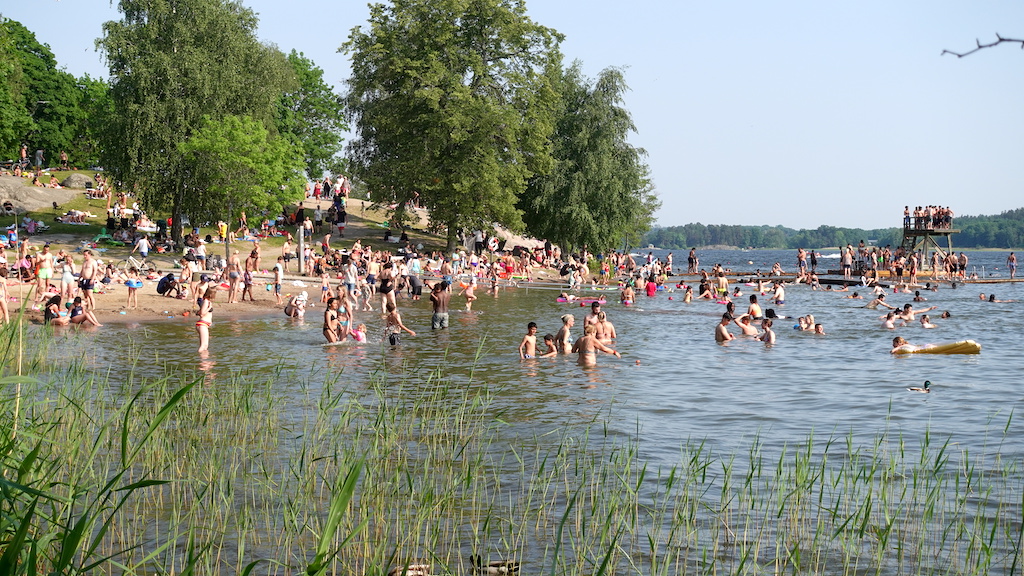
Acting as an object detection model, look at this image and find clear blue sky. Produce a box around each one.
[5,0,1023,230]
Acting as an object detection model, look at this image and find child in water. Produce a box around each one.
[350,323,367,342]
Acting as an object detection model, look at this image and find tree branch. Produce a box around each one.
[941,33,1024,58]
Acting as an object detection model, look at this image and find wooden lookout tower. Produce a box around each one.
[900,215,958,266]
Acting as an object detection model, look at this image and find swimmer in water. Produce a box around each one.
[890,336,913,354]
[747,294,762,319]
[715,313,734,343]
[539,334,558,358]
[733,313,759,336]
[866,293,896,310]
[814,323,826,335]
[519,321,539,359]
[845,291,863,299]
[880,312,898,329]
[571,324,620,366]
[350,323,367,342]
[919,315,937,329]
[758,318,776,345]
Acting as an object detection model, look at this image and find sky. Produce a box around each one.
[4,0,1024,230]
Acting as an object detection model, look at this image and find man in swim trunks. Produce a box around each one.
[1008,252,1017,280]
[769,282,785,305]
[430,281,450,330]
[79,250,98,310]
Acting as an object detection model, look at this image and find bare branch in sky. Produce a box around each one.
[942,33,1024,58]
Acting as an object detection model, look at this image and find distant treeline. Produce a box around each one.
[642,207,1024,250]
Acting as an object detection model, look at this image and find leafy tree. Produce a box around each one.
[520,65,659,253]
[1,18,84,163]
[66,74,112,167]
[342,0,563,250]
[100,0,294,241]
[0,18,32,158]
[179,114,305,255]
[275,50,347,179]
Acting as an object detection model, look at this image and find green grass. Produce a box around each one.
[10,174,448,258]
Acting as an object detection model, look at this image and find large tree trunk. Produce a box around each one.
[446,217,459,253]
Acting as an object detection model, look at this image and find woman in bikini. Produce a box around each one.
[571,324,620,366]
[195,288,215,352]
[323,297,341,343]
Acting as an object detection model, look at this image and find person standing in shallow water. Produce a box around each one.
[572,324,620,366]
[430,281,451,329]
[196,288,215,352]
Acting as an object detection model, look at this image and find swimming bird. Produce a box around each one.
[908,380,931,393]
[470,555,520,575]
[387,562,431,576]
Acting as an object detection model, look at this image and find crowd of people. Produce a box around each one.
[904,205,955,230]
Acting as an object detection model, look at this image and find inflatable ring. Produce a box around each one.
[126,280,143,288]
[487,237,499,251]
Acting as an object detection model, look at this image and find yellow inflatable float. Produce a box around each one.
[892,339,981,355]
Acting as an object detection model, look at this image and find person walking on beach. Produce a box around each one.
[273,256,284,305]
[196,288,215,352]
[36,244,55,301]
[227,250,241,303]
[79,250,98,310]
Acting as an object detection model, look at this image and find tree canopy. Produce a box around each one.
[275,50,348,179]
[342,0,563,250]
[520,64,659,253]
[0,18,107,165]
[99,0,295,239]
[0,18,32,158]
[179,114,304,240]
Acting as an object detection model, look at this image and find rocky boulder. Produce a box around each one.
[61,173,95,189]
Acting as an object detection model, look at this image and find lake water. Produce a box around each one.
[38,248,1024,573]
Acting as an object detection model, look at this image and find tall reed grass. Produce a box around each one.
[1,320,1022,575]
